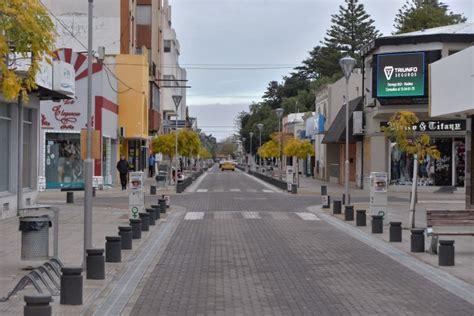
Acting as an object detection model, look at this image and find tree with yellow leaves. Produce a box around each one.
[383,111,440,228]
[1,0,55,101]
[283,138,315,186]
[151,132,176,183]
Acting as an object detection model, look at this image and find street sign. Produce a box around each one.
[370,172,388,222]
[129,172,144,218]
[172,95,182,107]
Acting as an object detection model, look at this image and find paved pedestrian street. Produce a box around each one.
[127,167,473,315]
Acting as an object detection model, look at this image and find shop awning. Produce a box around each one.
[322,96,363,144]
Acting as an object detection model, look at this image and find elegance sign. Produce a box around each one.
[380,120,466,132]
[376,52,425,97]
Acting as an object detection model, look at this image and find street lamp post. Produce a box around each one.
[276,108,284,179]
[172,95,182,192]
[257,123,263,170]
[249,132,254,171]
[242,137,246,165]
[339,55,357,206]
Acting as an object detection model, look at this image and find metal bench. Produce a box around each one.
[426,209,474,253]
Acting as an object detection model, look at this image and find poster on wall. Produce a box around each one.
[376,52,425,98]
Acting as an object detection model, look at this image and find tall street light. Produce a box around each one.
[172,95,182,192]
[339,55,357,206]
[242,137,246,164]
[249,132,254,171]
[276,108,284,179]
[257,123,263,170]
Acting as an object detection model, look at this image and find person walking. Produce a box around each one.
[116,155,129,190]
[148,154,155,178]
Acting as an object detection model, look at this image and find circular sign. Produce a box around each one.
[377,210,385,218]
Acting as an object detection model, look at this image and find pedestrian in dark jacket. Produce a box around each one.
[116,155,129,190]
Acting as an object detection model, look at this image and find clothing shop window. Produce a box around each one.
[0,104,11,192]
[390,138,464,187]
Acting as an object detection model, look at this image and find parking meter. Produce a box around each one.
[370,172,388,223]
[129,172,145,219]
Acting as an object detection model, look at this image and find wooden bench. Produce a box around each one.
[426,209,474,253]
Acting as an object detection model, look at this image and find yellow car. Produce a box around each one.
[221,161,235,171]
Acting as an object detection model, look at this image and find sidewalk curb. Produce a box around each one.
[307,205,474,305]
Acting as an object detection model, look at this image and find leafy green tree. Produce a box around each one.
[383,111,440,228]
[0,0,55,101]
[394,0,467,34]
[323,0,380,65]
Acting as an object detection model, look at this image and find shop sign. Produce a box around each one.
[53,60,75,98]
[314,113,326,134]
[376,52,425,98]
[380,120,466,132]
[52,103,81,129]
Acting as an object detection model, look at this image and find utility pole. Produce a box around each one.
[83,0,94,265]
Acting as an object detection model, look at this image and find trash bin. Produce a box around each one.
[19,215,51,260]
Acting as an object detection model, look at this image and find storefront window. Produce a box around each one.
[23,109,33,188]
[390,138,464,187]
[45,133,83,189]
[0,104,11,192]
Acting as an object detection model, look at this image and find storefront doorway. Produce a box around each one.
[45,132,83,189]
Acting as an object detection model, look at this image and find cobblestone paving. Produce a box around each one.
[129,169,473,315]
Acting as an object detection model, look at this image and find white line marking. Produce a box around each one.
[230,188,241,192]
[295,212,321,221]
[242,172,280,192]
[196,189,208,193]
[184,212,204,220]
[262,189,274,193]
[186,171,209,192]
[242,211,261,219]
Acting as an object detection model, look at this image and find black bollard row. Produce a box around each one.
[139,213,150,231]
[24,294,52,316]
[105,236,122,263]
[389,222,402,242]
[371,215,383,234]
[118,226,133,249]
[146,208,156,226]
[410,229,425,252]
[438,240,455,266]
[344,205,354,221]
[333,200,342,215]
[130,219,142,239]
[60,266,83,305]
[356,210,366,226]
[86,248,105,280]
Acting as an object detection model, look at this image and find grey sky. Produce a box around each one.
[171,0,473,140]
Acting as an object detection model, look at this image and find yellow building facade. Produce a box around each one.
[116,52,149,171]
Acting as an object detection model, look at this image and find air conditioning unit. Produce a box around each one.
[353,111,364,135]
[119,127,125,138]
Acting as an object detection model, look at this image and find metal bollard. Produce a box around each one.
[66,192,74,204]
[86,248,105,280]
[389,222,402,242]
[438,240,455,266]
[344,205,354,221]
[371,215,383,234]
[291,185,297,194]
[410,229,425,252]
[130,219,142,239]
[356,210,366,226]
[158,199,167,214]
[139,213,150,231]
[146,208,156,225]
[105,236,122,263]
[60,266,83,305]
[118,226,133,249]
[24,294,52,316]
[321,185,327,196]
[150,205,161,220]
[92,187,96,197]
[333,200,342,214]
[150,185,157,195]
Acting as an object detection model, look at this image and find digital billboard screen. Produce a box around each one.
[376,52,425,98]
